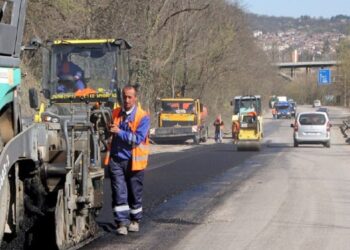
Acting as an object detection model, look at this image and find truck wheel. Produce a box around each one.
[324,141,331,148]
[193,135,200,144]
[0,176,10,245]
[201,128,208,142]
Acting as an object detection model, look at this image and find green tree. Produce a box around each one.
[337,39,350,106]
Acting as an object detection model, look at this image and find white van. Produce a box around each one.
[291,112,331,148]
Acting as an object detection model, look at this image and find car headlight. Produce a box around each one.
[42,115,60,123]
[192,126,198,132]
[52,117,60,123]
[150,128,155,135]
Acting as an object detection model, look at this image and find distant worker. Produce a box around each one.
[248,111,257,121]
[272,107,277,119]
[213,115,224,143]
[56,54,85,93]
[109,85,150,236]
[232,119,240,144]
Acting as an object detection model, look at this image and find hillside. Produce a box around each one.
[247,14,350,62]
[20,0,280,119]
[247,14,350,34]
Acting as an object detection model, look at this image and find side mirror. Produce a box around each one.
[29,88,39,109]
[23,37,42,51]
[290,124,294,128]
[41,89,51,99]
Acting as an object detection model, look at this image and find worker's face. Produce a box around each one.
[123,87,137,111]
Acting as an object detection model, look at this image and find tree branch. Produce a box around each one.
[156,4,210,34]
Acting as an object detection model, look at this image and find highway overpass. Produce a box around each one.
[273,61,339,79]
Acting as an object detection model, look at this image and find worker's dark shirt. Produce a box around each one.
[213,121,224,133]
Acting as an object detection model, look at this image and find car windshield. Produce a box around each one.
[276,105,289,110]
[299,113,326,125]
[161,101,195,114]
[317,108,327,112]
[234,98,261,114]
[49,45,118,95]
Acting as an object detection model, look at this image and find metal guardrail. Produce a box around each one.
[340,118,350,138]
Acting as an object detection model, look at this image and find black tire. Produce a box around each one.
[0,176,10,246]
[201,128,208,142]
[193,135,200,144]
[324,141,331,148]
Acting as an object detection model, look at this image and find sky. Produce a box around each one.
[233,0,350,18]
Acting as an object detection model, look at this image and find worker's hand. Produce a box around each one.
[110,124,121,134]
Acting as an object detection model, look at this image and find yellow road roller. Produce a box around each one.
[231,95,263,151]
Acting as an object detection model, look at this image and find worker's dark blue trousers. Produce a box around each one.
[109,157,145,226]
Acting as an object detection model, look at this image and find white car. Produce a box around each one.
[313,99,321,108]
[291,112,331,148]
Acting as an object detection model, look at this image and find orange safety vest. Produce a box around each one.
[232,120,240,132]
[111,107,150,171]
[75,87,97,97]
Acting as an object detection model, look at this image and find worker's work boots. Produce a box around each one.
[128,221,139,232]
[116,225,128,235]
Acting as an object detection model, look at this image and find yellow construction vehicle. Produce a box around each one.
[231,95,263,150]
[1,37,133,249]
[150,98,208,144]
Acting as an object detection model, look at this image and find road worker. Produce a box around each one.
[232,119,240,144]
[272,107,277,119]
[109,84,150,235]
[213,115,224,143]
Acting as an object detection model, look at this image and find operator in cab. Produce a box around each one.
[56,54,85,93]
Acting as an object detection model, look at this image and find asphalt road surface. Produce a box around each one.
[84,106,350,250]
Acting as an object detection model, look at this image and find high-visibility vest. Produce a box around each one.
[112,107,150,171]
[75,87,96,97]
[232,121,240,132]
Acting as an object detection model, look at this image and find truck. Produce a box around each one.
[274,101,293,119]
[269,95,278,109]
[150,98,208,144]
[0,0,28,245]
[0,35,133,250]
[0,0,26,151]
[277,96,287,102]
[231,95,263,151]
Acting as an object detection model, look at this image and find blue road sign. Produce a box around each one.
[318,69,331,85]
